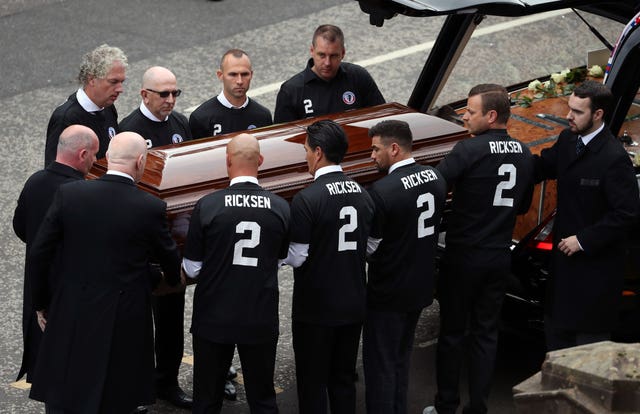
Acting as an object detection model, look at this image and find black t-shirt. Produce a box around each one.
[290,170,374,325]
[184,182,290,344]
[273,59,385,123]
[437,129,534,249]
[367,162,447,311]
[119,108,192,148]
[189,97,272,139]
[45,93,119,167]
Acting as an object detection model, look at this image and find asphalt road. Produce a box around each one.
[0,0,618,412]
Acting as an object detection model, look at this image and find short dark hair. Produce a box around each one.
[468,83,511,124]
[368,120,413,152]
[306,120,349,164]
[220,48,249,69]
[573,80,613,115]
[312,24,344,48]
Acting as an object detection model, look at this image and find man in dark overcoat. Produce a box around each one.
[28,132,181,413]
[534,80,639,350]
[13,125,99,384]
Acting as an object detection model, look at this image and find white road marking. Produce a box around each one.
[185,9,570,114]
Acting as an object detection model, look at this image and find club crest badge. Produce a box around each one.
[247,124,257,130]
[342,91,356,105]
[172,134,184,144]
[108,127,116,138]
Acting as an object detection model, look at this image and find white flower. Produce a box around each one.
[560,68,571,76]
[542,80,551,88]
[528,79,542,91]
[550,72,565,84]
[589,65,604,77]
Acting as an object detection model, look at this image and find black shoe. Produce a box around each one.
[227,366,238,380]
[157,385,193,409]
[132,407,148,414]
[224,380,237,401]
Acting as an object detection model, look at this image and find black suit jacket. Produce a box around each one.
[535,127,639,331]
[12,162,84,382]
[28,174,180,413]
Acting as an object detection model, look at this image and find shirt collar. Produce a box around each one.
[106,170,135,182]
[76,88,102,112]
[140,102,167,122]
[217,92,249,109]
[389,157,416,174]
[230,176,259,186]
[314,165,343,180]
[580,123,605,146]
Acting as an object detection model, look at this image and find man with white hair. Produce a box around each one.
[44,44,128,166]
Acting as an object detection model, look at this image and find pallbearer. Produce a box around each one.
[283,120,374,413]
[428,84,534,414]
[364,120,447,414]
[183,133,290,414]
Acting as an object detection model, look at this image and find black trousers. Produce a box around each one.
[152,290,185,389]
[362,308,420,414]
[292,321,362,414]
[192,335,278,414]
[435,247,509,414]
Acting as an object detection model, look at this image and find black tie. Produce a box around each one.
[576,136,585,155]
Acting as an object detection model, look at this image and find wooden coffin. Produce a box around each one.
[89,102,469,244]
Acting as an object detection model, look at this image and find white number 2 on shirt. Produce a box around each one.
[338,206,357,251]
[493,163,516,207]
[304,99,314,115]
[417,192,435,238]
[233,221,261,267]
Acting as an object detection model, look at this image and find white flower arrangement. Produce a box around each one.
[588,65,604,77]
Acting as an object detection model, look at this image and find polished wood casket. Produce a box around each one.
[89,102,469,244]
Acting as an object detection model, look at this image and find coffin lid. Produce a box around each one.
[89,103,468,214]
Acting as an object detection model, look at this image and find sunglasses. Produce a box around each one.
[145,89,182,98]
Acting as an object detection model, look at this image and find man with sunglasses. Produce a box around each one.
[120,66,192,149]
[44,44,127,167]
[189,49,272,139]
[119,66,193,410]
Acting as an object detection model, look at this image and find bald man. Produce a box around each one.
[13,125,99,385]
[120,66,192,149]
[119,66,193,409]
[28,132,181,414]
[183,133,290,413]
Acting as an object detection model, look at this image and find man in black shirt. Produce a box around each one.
[282,120,374,413]
[45,44,127,166]
[183,133,290,414]
[13,125,99,385]
[119,66,193,410]
[273,25,385,124]
[189,49,271,399]
[428,84,534,414]
[364,120,446,414]
[190,49,272,139]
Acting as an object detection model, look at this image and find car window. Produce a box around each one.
[434,11,624,107]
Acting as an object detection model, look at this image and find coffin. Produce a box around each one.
[89,102,469,244]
